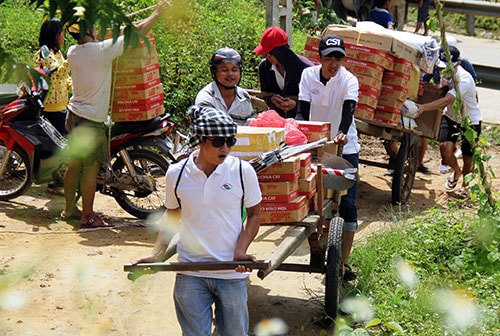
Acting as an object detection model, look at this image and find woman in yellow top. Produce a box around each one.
[34,18,72,194]
[34,17,72,136]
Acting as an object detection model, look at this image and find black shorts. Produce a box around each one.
[439,115,481,157]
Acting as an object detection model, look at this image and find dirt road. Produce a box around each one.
[0,137,498,335]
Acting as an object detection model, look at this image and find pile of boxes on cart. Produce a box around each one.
[303,23,442,139]
[232,122,334,224]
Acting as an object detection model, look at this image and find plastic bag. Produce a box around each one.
[248,110,308,145]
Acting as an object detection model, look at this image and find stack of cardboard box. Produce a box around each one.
[111,32,164,122]
[258,153,316,224]
[302,25,422,127]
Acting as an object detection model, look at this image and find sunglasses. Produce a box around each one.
[205,136,237,148]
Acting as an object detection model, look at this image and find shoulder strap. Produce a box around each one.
[174,158,189,209]
[239,159,244,213]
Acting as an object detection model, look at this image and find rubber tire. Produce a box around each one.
[325,217,344,322]
[392,134,419,204]
[0,143,32,201]
[111,149,169,219]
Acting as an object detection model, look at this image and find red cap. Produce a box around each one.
[253,26,288,55]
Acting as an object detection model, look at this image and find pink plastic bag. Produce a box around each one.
[248,110,308,146]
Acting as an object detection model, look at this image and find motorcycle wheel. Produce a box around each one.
[111,149,168,219]
[0,142,32,201]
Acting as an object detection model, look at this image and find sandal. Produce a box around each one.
[343,264,357,282]
[445,173,459,191]
[80,216,113,229]
[458,188,470,199]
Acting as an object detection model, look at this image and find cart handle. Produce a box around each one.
[124,260,271,281]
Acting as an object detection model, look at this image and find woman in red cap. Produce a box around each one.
[253,26,313,119]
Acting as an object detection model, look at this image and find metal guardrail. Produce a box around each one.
[408,0,500,35]
[474,64,500,89]
[408,0,500,17]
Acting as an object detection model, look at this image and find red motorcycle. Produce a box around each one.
[0,68,176,219]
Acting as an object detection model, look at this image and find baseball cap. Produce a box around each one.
[319,34,345,57]
[253,26,288,55]
[437,45,460,68]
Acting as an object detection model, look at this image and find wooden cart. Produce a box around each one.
[124,153,356,323]
[356,82,445,204]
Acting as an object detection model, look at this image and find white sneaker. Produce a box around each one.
[439,165,449,174]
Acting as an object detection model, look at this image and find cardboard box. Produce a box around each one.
[345,42,394,70]
[114,68,161,86]
[407,64,421,100]
[261,189,300,203]
[356,74,382,91]
[113,62,159,75]
[354,104,375,120]
[114,54,159,71]
[260,200,309,224]
[415,82,446,139]
[257,170,300,182]
[112,83,164,100]
[344,58,384,81]
[377,95,404,111]
[382,71,410,87]
[359,84,381,109]
[232,126,285,160]
[299,172,316,194]
[112,92,164,107]
[301,187,317,200]
[259,155,300,175]
[392,57,413,74]
[321,24,361,44]
[302,50,320,65]
[374,109,401,125]
[304,36,320,52]
[111,97,164,113]
[260,179,298,195]
[111,104,164,122]
[261,195,308,212]
[113,78,162,91]
[297,152,312,178]
[376,102,402,114]
[295,120,331,142]
[314,140,340,158]
[381,84,408,101]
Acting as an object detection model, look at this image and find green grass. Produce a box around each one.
[344,207,500,335]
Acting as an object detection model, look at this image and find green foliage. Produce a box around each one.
[292,0,348,36]
[348,207,500,335]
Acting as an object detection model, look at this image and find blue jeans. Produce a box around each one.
[174,274,249,336]
[339,153,359,231]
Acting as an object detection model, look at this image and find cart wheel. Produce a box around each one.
[325,217,344,322]
[392,133,419,204]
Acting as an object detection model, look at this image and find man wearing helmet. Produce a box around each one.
[195,47,253,126]
[62,3,167,228]
[133,106,262,335]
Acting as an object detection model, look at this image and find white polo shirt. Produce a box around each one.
[299,65,360,154]
[444,65,482,125]
[165,151,262,279]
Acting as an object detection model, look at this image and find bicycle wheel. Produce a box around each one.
[325,216,344,321]
[111,149,168,219]
[0,143,32,200]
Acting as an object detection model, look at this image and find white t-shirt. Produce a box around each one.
[195,82,253,126]
[165,151,262,279]
[444,65,482,125]
[299,65,360,154]
[67,36,124,122]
